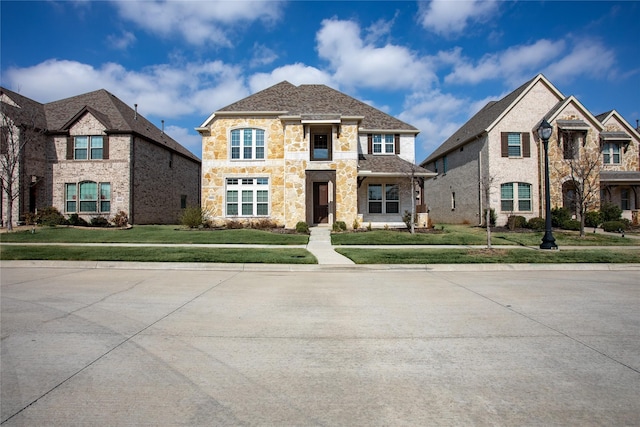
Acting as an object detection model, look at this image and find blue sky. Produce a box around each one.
[2,1,639,163]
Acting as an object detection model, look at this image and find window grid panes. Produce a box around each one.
[501,182,532,212]
[74,136,104,160]
[230,128,265,160]
[66,181,111,213]
[603,142,621,164]
[368,184,399,214]
[508,133,521,157]
[226,177,269,217]
[501,183,514,212]
[372,134,394,154]
[65,183,77,212]
[517,183,531,211]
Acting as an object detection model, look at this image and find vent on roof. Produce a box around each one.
[134,104,138,120]
[162,120,164,135]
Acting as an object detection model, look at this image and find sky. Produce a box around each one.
[1,0,639,163]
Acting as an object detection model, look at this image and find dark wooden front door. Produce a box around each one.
[313,182,329,223]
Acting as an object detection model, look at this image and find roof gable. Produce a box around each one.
[421,74,563,165]
[545,95,603,132]
[207,81,417,132]
[596,109,640,141]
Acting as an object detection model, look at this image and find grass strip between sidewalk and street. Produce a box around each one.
[335,247,640,264]
[0,245,317,264]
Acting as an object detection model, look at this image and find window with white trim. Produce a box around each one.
[226,177,269,216]
[373,134,395,154]
[507,133,522,157]
[74,136,104,160]
[500,182,532,212]
[230,128,265,160]
[368,184,399,214]
[602,142,621,164]
[65,181,111,213]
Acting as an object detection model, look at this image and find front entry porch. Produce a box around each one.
[306,170,336,226]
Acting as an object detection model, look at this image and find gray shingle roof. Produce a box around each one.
[420,75,539,166]
[600,171,640,183]
[1,87,199,162]
[218,81,417,132]
[0,87,47,130]
[358,154,434,176]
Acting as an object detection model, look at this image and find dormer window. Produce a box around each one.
[602,142,621,164]
[230,128,265,160]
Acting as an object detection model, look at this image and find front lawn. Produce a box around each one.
[0,225,309,245]
[336,248,640,264]
[331,225,638,247]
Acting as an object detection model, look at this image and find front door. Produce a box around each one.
[313,182,329,223]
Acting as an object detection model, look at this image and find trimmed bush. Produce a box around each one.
[600,202,622,222]
[112,210,129,227]
[333,221,347,232]
[602,221,627,232]
[507,215,527,230]
[225,220,245,229]
[551,207,572,228]
[67,213,89,227]
[295,221,309,234]
[562,219,581,231]
[584,211,602,228]
[251,218,279,230]
[526,217,545,231]
[90,216,110,227]
[37,207,66,226]
[180,206,205,228]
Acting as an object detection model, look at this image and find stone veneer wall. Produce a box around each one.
[201,117,359,229]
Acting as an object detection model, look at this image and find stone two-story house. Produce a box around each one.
[420,74,640,226]
[197,81,434,229]
[1,87,201,226]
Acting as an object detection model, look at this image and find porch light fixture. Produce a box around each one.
[537,118,558,250]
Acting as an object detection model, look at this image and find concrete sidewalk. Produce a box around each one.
[307,225,355,265]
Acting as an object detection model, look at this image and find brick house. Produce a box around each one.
[420,74,640,226]
[197,81,434,229]
[1,87,201,226]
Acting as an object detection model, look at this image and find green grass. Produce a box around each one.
[332,225,639,246]
[0,225,309,245]
[0,245,316,264]
[336,248,640,264]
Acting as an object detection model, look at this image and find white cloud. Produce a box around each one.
[418,0,500,36]
[316,18,436,90]
[2,59,247,118]
[544,39,615,83]
[250,43,279,68]
[107,30,136,50]
[249,63,334,92]
[112,0,284,46]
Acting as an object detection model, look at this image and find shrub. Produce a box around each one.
[482,208,496,227]
[402,210,416,230]
[526,217,546,231]
[112,210,128,227]
[551,207,572,228]
[584,211,602,228]
[251,218,278,230]
[90,216,110,227]
[507,215,527,230]
[67,213,89,227]
[562,219,581,231]
[225,220,245,229]
[602,220,628,233]
[600,202,622,222]
[180,205,205,228]
[353,218,360,230]
[332,221,347,232]
[295,221,309,234]
[37,206,66,226]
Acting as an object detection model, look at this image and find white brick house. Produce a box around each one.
[420,74,640,225]
[1,87,201,226]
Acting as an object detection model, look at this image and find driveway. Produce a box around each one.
[2,265,639,425]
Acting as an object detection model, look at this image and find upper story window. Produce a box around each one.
[74,136,104,160]
[230,128,265,160]
[368,134,399,155]
[310,129,332,161]
[602,142,621,164]
[560,130,583,160]
[442,156,448,174]
[501,132,530,158]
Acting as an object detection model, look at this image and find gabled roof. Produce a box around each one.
[358,154,435,177]
[421,74,563,165]
[0,87,48,130]
[0,87,199,162]
[544,95,603,132]
[204,81,417,132]
[595,109,640,141]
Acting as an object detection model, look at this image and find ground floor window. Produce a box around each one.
[368,183,399,214]
[65,181,111,213]
[500,182,532,212]
[621,188,630,210]
[226,177,269,216]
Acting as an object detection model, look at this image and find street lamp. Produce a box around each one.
[537,118,557,250]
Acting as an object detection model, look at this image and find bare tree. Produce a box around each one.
[479,173,498,249]
[557,146,601,237]
[1,99,45,231]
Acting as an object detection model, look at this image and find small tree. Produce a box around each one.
[480,173,498,249]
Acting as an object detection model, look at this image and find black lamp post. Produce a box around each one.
[538,118,557,250]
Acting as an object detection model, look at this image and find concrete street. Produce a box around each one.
[1,264,639,426]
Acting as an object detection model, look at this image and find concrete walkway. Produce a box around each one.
[307,225,355,265]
